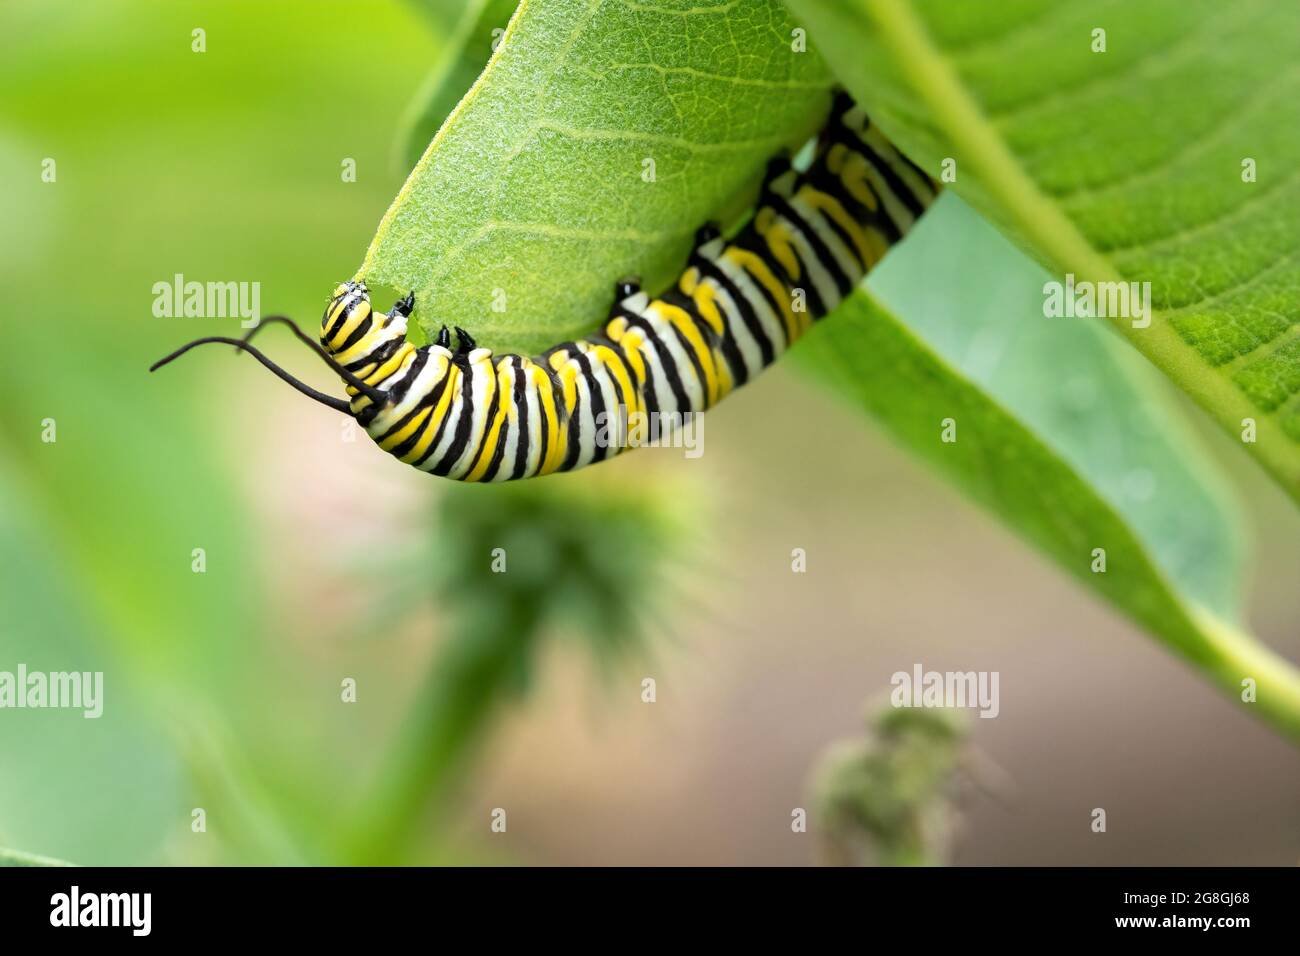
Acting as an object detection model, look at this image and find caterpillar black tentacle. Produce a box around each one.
[153,91,940,480]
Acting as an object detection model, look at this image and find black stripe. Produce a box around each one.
[337,314,373,354]
[780,243,828,318]
[463,363,505,479]
[572,350,610,463]
[385,347,430,407]
[859,113,937,207]
[803,158,874,225]
[595,346,630,455]
[356,345,426,430]
[821,123,904,243]
[806,195,870,278]
[533,364,556,476]
[662,287,747,390]
[765,193,853,299]
[857,133,929,222]
[430,362,479,477]
[617,308,692,414]
[345,334,402,373]
[388,371,452,458]
[895,144,937,197]
[479,375,514,483]
[560,366,584,472]
[691,253,775,374]
[412,379,456,468]
[660,312,710,412]
[324,297,363,343]
[506,357,531,481]
[595,325,660,417]
[728,229,796,346]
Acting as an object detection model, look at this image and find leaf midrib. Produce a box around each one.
[860,0,1300,499]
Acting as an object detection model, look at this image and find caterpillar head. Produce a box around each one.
[320,281,416,361]
[321,280,372,353]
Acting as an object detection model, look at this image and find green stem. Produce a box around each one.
[340,599,543,865]
[1188,609,1300,740]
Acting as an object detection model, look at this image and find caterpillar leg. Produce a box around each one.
[694,223,722,248]
[611,277,642,312]
[391,291,415,318]
[453,326,478,355]
[761,153,796,198]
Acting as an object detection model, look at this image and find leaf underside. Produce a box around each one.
[786,0,1300,501]
[364,0,833,355]
[797,198,1299,737]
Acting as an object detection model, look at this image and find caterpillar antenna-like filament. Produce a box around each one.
[149,336,355,415]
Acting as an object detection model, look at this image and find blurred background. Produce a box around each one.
[0,0,1296,866]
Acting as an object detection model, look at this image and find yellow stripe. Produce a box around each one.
[392,371,454,465]
[464,361,513,482]
[326,300,372,351]
[399,366,457,464]
[799,186,881,268]
[839,150,879,211]
[683,277,735,397]
[378,406,432,452]
[455,356,497,474]
[654,301,720,407]
[539,360,580,474]
[533,365,564,476]
[334,327,384,368]
[679,267,726,335]
[611,325,649,403]
[724,246,799,343]
[365,343,416,386]
[592,344,638,418]
[754,207,802,283]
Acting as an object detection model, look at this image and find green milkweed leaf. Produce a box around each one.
[362,0,833,354]
[784,0,1300,502]
[396,0,523,173]
[798,196,1300,740]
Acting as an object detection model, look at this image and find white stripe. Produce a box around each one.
[365,350,443,439]
[709,250,790,360]
[444,353,498,480]
[702,278,765,379]
[774,209,842,310]
[791,189,865,286]
[642,302,705,412]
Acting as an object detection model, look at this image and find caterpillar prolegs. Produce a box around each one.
[152,92,939,480]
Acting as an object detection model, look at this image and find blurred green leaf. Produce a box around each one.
[398,0,522,172]
[403,0,470,35]
[343,477,686,864]
[798,197,1300,739]
[785,0,1300,501]
[0,847,74,867]
[0,1,438,865]
[0,461,180,866]
[362,0,833,353]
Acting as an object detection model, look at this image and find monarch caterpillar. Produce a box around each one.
[152,92,938,481]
